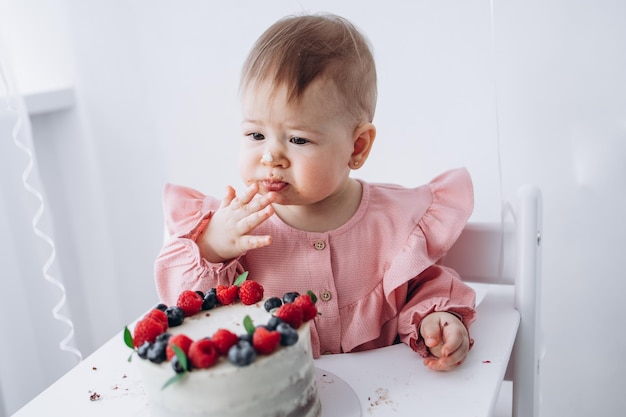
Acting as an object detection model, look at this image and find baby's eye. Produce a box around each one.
[249,132,265,141]
[290,136,309,145]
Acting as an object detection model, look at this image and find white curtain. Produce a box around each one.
[0,36,82,417]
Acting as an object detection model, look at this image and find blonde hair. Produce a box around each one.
[241,13,377,122]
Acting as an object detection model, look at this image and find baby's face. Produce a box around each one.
[239,78,357,208]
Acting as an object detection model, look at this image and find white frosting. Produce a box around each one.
[136,302,321,417]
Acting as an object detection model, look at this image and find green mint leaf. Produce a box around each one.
[123,326,134,349]
[127,352,134,362]
[160,345,189,390]
[307,290,318,304]
[162,373,186,390]
[243,315,255,334]
[233,271,249,286]
[171,344,189,372]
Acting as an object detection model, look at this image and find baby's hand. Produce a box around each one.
[420,312,470,371]
[198,183,276,263]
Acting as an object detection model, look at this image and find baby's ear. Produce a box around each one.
[350,123,376,169]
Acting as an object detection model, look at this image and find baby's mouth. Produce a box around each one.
[262,179,288,192]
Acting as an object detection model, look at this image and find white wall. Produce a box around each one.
[1,0,625,416]
[496,2,626,415]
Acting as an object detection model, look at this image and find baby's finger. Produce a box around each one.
[419,318,442,349]
[246,193,276,216]
[240,204,274,233]
[424,341,467,370]
[238,183,260,205]
[440,335,461,358]
[219,186,237,209]
[423,355,462,372]
[440,322,467,358]
[240,234,273,251]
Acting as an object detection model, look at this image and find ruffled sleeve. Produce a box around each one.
[339,168,476,355]
[381,169,471,283]
[162,183,214,239]
[393,168,476,356]
[154,184,243,305]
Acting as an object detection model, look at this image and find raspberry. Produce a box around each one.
[133,317,164,348]
[274,303,304,329]
[293,294,318,322]
[166,334,193,361]
[211,328,239,355]
[239,280,264,305]
[252,327,281,355]
[188,338,219,369]
[216,285,238,305]
[176,290,203,317]
[144,309,168,332]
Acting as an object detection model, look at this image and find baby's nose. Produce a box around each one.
[261,152,274,163]
[260,150,288,168]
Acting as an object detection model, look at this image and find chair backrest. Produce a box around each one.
[441,185,542,417]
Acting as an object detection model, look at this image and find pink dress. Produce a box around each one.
[155,168,476,358]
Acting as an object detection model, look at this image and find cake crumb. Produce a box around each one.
[367,388,395,413]
[89,392,101,401]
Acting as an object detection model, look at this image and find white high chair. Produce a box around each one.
[158,184,543,417]
[11,185,543,417]
[441,185,542,417]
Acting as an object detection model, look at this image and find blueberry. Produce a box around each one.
[282,292,300,304]
[165,306,185,327]
[266,316,284,330]
[156,333,171,343]
[228,341,257,366]
[154,303,168,311]
[202,289,218,310]
[171,355,187,373]
[276,323,299,346]
[238,333,253,344]
[195,290,205,299]
[147,341,168,363]
[137,341,151,359]
[264,297,283,312]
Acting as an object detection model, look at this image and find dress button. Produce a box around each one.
[314,240,326,250]
[320,290,332,301]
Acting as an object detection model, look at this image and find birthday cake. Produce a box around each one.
[126,274,321,417]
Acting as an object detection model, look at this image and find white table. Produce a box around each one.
[13,284,517,417]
